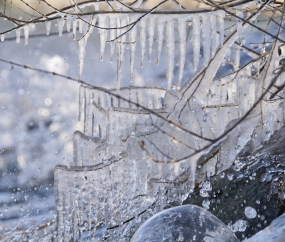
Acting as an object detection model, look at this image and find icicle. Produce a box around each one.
[57,18,65,37]
[99,14,108,61]
[234,45,240,71]
[177,16,187,86]
[192,14,200,71]
[73,19,78,40]
[23,25,29,45]
[156,17,165,65]
[0,34,4,42]
[79,18,83,33]
[78,19,92,80]
[119,16,127,70]
[210,13,217,58]
[165,16,175,90]
[45,21,51,35]
[202,13,210,67]
[129,15,138,82]
[89,16,96,34]
[140,17,147,67]
[109,15,117,63]
[218,10,225,47]
[148,15,156,62]
[236,8,243,42]
[15,28,21,43]
[66,16,72,32]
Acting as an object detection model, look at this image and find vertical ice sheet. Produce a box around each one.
[178,16,188,86]
[192,14,201,71]
[45,21,51,35]
[148,15,156,62]
[202,13,211,67]
[140,17,147,67]
[156,16,165,65]
[218,10,225,47]
[129,15,138,82]
[210,13,217,58]
[166,16,175,90]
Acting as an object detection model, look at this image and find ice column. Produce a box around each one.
[156,16,165,65]
[166,16,175,90]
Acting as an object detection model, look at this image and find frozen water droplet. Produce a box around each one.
[131,132,136,138]
[230,219,247,232]
[244,206,257,219]
[227,173,234,181]
[202,199,210,209]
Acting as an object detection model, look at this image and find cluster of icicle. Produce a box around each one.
[77,10,226,90]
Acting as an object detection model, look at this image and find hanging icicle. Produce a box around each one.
[177,15,188,86]
[45,21,51,35]
[218,10,225,48]
[109,15,117,63]
[210,13,217,58]
[192,14,201,71]
[156,16,165,65]
[202,13,211,67]
[140,17,147,67]
[23,25,29,45]
[99,14,109,61]
[57,18,65,37]
[236,8,243,43]
[129,15,138,82]
[148,15,156,62]
[166,16,175,90]
[15,28,21,43]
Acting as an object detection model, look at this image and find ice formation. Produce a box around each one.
[4,0,283,240]
[52,1,282,240]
